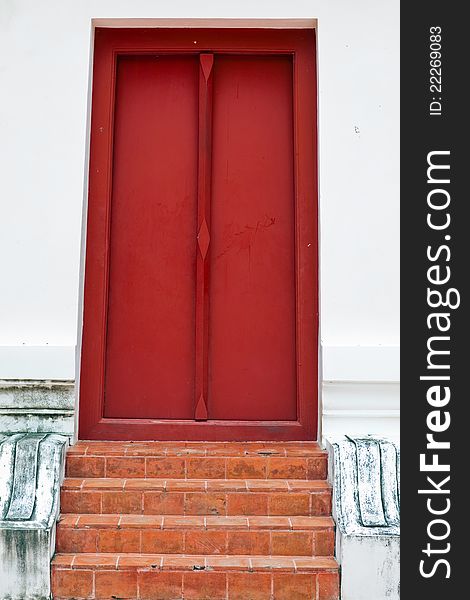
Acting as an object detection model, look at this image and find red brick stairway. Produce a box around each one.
[52,442,339,599]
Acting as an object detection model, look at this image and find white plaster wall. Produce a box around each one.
[0,0,399,434]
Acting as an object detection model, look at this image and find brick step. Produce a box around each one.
[56,514,335,556]
[66,442,327,480]
[52,553,339,599]
[55,442,337,598]
[69,441,325,457]
[60,478,332,516]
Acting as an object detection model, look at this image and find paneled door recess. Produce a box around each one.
[79,29,318,441]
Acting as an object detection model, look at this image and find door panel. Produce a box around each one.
[103,56,198,419]
[208,56,297,420]
[79,28,318,441]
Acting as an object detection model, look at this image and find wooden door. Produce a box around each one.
[79,29,318,441]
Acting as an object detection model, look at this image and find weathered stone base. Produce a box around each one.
[0,380,75,437]
[0,528,55,600]
[0,433,68,600]
[325,435,400,600]
[338,534,400,600]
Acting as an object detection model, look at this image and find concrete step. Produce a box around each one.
[56,514,335,556]
[52,553,340,599]
[66,441,328,480]
[60,478,332,516]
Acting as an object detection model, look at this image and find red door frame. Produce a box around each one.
[79,28,318,441]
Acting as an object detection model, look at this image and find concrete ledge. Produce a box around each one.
[0,433,68,600]
[321,381,400,439]
[0,380,75,436]
[325,435,400,600]
[320,346,400,439]
[0,347,75,380]
[322,345,400,383]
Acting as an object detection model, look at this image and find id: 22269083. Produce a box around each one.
[429,26,442,116]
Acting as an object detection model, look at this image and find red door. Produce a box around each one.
[79,29,318,441]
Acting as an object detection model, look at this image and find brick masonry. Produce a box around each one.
[52,442,340,599]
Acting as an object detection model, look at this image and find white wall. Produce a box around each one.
[0,0,399,435]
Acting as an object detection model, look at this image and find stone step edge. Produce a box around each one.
[52,553,339,573]
[68,449,327,456]
[66,457,327,481]
[68,442,326,458]
[62,478,331,492]
[58,514,334,531]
